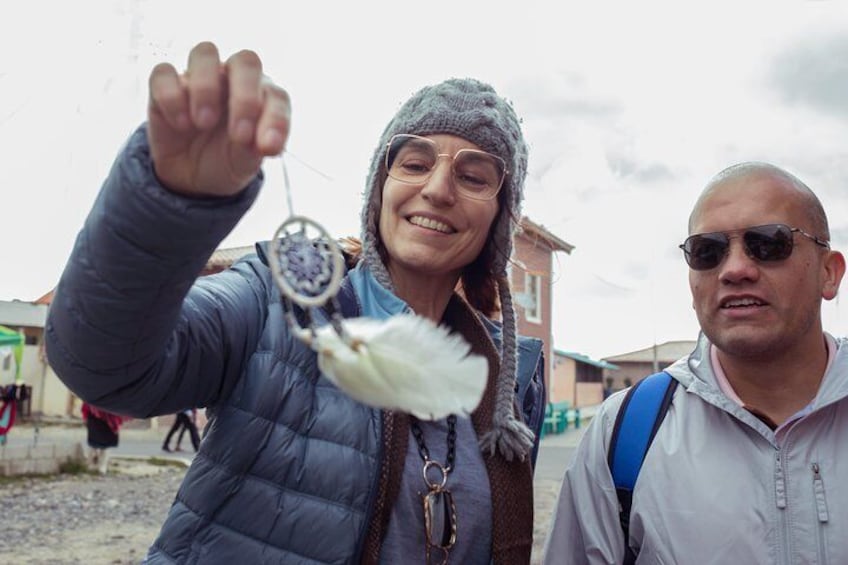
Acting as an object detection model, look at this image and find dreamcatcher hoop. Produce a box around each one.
[267,215,345,309]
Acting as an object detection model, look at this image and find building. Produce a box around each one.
[601,340,697,392]
[0,297,59,417]
[201,244,255,277]
[551,349,618,408]
[510,217,574,397]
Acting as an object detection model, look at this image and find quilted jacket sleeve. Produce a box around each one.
[45,124,266,418]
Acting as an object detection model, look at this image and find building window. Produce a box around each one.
[524,273,542,324]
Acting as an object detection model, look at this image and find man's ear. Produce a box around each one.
[822,250,846,301]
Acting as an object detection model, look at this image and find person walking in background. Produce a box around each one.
[176,408,201,452]
[544,162,847,564]
[81,402,127,475]
[162,408,200,453]
[45,41,546,563]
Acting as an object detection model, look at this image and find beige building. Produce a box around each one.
[550,349,617,408]
[0,298,65,418]
[601,340,697,393]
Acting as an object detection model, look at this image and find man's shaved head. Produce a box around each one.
[688,162,830,239]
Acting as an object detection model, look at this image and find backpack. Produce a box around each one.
[607,371,679,565]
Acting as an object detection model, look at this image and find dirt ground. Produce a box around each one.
[1,456,560,564]
[0,460,185,565]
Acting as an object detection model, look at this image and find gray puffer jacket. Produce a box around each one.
[46,126,545,564]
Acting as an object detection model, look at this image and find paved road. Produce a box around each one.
[532,428,583,563]
[6,420,586,564]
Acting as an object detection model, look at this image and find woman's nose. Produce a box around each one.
[419,160,457,206]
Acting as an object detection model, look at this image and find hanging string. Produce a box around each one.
[281,154,295,218]
[278,150,335,219]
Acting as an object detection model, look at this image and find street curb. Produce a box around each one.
[111,454,192,468]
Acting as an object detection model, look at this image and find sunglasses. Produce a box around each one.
[679,223,830,271]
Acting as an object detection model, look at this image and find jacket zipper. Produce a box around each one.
[774,450,791,565]
[812,462,829,565]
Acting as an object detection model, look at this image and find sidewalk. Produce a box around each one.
[4,421,196,467]
[531,421,588,564]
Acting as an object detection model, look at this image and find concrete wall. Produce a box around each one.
[604,361,663,392]
[576,382,603,407]
[550,355,575,404]
[0,441,84,476]
[550,355,603,407]
[9,347,73,418]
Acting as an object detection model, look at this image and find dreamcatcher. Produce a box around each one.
[266,156,488,420]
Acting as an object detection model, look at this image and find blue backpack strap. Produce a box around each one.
[607,371,678,565]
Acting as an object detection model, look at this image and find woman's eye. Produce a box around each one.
[400,161,431,174]
[457,173,487,187]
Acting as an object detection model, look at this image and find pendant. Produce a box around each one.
[422,460,456,564]
[424,488,457,549]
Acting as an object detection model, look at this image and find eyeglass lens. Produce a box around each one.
[681,224,795,271]
[386,135,505,199]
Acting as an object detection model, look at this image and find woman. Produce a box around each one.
[46,42,545,564]
[81,402,127,475]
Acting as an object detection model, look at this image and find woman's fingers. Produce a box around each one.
[146,41,290,196]
[256,80,291,155]
[225,50,291,155]
[226,50,264,145]
[148,62,190,131]
[185,42,224,130]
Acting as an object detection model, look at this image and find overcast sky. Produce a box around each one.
[2,0,848,360]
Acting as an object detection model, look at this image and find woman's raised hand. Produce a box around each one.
[147,42,291,197]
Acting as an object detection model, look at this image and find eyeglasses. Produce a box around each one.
[385,134,508,201]
[679,223,830,271]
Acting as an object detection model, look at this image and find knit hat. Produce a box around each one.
[359,78,533,461]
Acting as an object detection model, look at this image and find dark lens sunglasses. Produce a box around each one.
[679,223,830,271]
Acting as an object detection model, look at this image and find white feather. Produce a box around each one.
[309,315,488,420]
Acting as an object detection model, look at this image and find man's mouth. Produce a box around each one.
[721,297,766,309]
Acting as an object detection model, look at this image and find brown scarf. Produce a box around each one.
[360,294,535,564]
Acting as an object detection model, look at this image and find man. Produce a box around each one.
[543,162,847,564]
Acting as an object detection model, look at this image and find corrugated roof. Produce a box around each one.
[602,340,697,363]
[554,349,619,370]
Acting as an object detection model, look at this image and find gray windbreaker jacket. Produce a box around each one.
[544,333,848,564]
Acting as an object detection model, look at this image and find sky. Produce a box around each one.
[2,0,848,360]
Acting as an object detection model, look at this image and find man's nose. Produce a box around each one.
[719,238,760,283]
